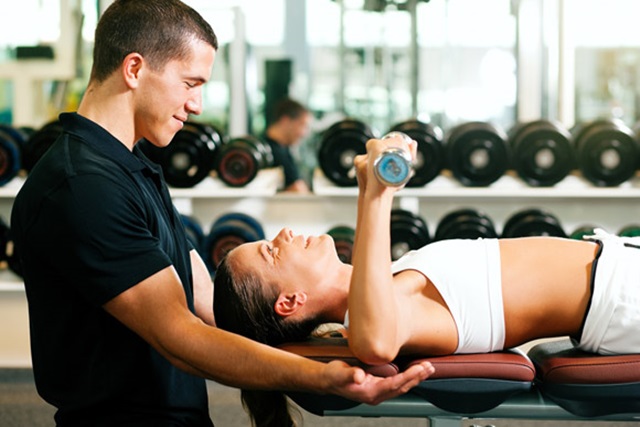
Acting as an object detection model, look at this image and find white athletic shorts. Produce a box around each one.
[574,229,640,355]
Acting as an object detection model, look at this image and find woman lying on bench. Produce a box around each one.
[213,134,640,426]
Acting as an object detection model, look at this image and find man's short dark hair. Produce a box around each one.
[91,0,218,82]
[272,98,309,122]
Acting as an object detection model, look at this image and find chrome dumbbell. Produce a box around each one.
[373,131,414,187]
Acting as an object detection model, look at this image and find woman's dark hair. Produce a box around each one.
[213,252,319,427]
[91,0,219,82]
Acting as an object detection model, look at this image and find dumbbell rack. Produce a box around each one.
[2,166,640,366]
[313,167,640,237]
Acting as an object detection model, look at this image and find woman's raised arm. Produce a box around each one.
[349,135,416,365]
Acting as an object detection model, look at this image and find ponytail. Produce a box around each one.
[214,254,320,427]
[241,389,300,427]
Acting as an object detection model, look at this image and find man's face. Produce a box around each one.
[135,38,216,148]
[283,112,312,146]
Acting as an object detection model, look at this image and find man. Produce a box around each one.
[263,97,313,193]
[10,1,433,425]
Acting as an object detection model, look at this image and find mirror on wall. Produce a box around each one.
[1,0,639,134]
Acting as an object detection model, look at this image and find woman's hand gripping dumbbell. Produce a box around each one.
[353,132,417,194]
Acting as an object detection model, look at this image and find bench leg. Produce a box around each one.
[429,416,461,427]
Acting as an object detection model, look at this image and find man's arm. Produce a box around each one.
[283,179,311,193]
[103,266,433,401]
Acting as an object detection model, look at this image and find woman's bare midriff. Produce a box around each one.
[499,237,599,348]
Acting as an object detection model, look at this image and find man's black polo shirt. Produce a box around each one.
[11,113,213,426]
[262,133,301,188]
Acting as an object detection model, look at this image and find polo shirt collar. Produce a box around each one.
[59,112,152,173]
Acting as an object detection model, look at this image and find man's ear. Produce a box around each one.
[274,291,308,318]
[122,52,144,89]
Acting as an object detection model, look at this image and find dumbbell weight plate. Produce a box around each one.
[327,225,355,264]
[318,119,375,187]
[180,214,206,254]
[390,209,430,261]
[0,128,22,186]
[388,120,444,187]
[618,225,640,238]
[434,208,497,241]
[23,120,64,172]
[569,225,598,240]
[204,214,265,272]
[212,212,266,241]
[501,208,566,238]
[216,136,268,187]
[160,122,222,188]
[572,119,639,187]
[446,122,510,187]
[508,120,574,187]
[0,217,22,278]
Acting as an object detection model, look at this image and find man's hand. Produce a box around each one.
[322,360,434,405]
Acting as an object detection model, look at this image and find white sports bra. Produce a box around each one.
[391,238,505,354]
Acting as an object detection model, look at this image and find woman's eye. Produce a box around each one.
[267,245,273,254]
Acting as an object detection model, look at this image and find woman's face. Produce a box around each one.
[229,228,341,293]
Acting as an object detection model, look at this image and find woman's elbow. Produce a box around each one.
[349,336,399,366]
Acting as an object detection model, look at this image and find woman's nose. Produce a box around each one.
[276,228,293,242]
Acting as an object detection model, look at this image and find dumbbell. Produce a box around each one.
[501,208,566,238]
[618,225,640,238]
[139,122,224,188]
[318,119,375,187]
[445,121,510,187]
[0,216,22,278]
[508,120,575,187]
[571,119,640,187]
[180,214,205,255]
[390,209,430,261]
[569,225,599,240]
[434,208,497,241]
[374,132,414,187]
[203,212,265,272]
[215,135,274,187]
[387,119,444,187]
[22,120,64,173]
[0,125,26,185]
[327,225,355,264]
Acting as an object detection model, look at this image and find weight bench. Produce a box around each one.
[279,337,640,426]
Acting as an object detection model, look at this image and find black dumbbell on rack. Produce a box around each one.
[327,225,355,264]
[390,209,430,261]
[203,212,265,272]
[618,224,640,238]
[571,119,640,187]
[434,208,498,241]
[502,208,566,238]
[180,214,206,256]
[387,119,444,187]
[0,125,26,186]
[445,121,510,187]
[569,225,599,240]
[214,135,274,187]
[0,216,21,278]
[318,119,375,187]
[508,119,575,187]
[22,120,64,173]
[139,122,224,188]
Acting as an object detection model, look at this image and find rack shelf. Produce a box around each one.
[312,169,640,199]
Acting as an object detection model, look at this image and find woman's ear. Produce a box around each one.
[274,291,308,318]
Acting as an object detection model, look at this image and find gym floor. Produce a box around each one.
[0,368,636,427]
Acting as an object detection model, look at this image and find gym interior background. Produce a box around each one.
[2,1,640,426]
